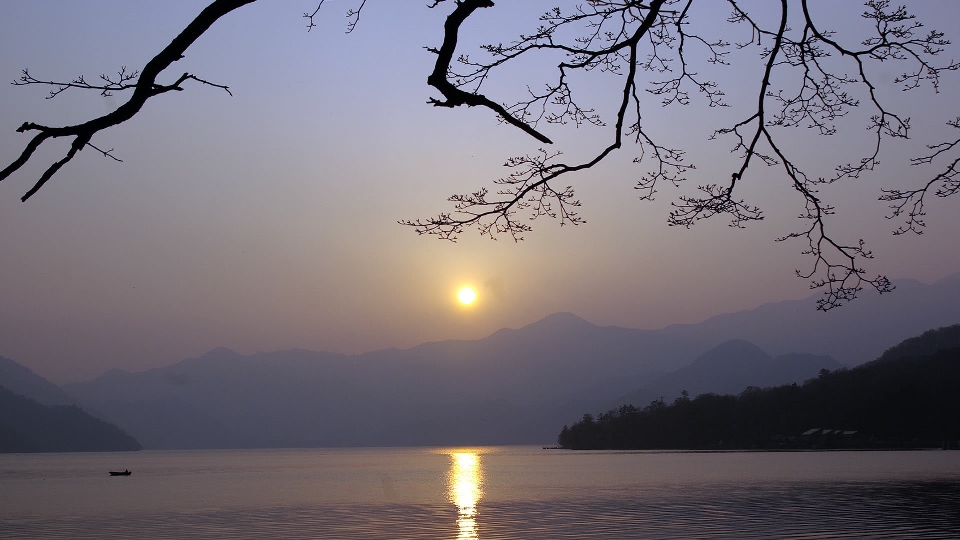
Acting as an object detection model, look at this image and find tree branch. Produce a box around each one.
[425,0,554,144]
[1,0,256,200]
[407,0,958,309]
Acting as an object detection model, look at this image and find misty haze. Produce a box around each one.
[3,1,960,539]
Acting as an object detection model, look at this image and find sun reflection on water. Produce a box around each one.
[448,451,483,540]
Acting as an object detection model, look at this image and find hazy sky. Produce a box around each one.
[2,1,959,384]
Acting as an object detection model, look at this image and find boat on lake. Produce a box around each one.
[109,469,131,476]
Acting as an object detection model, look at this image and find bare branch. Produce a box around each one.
[426,0,554,144]
[407,0,959,309]
[304,0,367,34]
[13,66,140,98]
[7,0,958,311]
[409,0,671,238]
[881,117,960,235]
[86,143,123,163]
[2,0,256,200]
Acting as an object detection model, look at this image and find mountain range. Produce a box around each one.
[4,271,958,450]
[64,328,842,448]
[656,272,960,365]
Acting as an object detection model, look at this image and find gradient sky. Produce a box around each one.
[2,1,959,384]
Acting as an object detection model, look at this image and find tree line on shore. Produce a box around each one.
[558,326,960,450]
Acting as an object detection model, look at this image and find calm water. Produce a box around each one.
[2,447,959,539]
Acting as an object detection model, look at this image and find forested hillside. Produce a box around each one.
[559,326,960,450]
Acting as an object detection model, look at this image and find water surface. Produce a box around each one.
[2,447,958,539]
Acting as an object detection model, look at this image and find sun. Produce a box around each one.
[457,287,477,305]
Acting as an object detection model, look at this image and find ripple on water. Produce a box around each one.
[5,480,960,539]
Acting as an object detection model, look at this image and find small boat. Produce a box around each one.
[109,469,131,476]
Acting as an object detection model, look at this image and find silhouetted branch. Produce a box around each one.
[86,143,123,163]
[425,0,554,145]
[407,0,957,309]
[304,0,366,33]
[14,66,140,98]
[5,0,958,310]
[407,0,670,240]
[2,0,256,201]
[880,117,960,235]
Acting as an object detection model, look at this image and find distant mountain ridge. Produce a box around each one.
[609,340,841,409]
[57,271,960,449]
[65,322,835,449]
[0,354,76,406]
[656,272,960,366]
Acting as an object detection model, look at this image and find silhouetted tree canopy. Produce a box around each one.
[3,1,959,309]
[558,324,960,450]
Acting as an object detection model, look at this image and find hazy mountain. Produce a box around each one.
[62,273,960,449]
[0,385,141,453]
[0,354,75,406]
[657,272,960,366]
[608,340,841,410]
[64,317,705,449]
[0,356,141,452]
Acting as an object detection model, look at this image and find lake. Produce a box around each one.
[2,447,959,539]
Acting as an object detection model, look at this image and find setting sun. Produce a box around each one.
[457,287,477,305]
